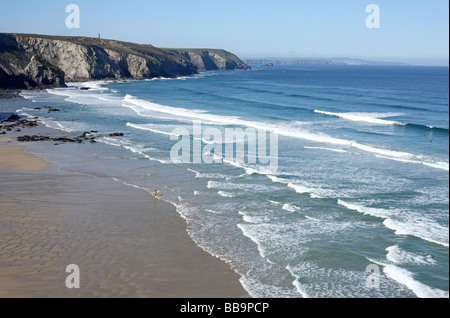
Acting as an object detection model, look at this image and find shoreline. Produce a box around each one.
[0,116,248,298]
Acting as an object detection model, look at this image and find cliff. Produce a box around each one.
[0,33,198,89]
[168,49,251,71]
[0,34,251,90]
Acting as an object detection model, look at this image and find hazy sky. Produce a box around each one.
[0,1,448,65]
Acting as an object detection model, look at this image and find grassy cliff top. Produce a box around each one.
[166,48,244,63]
[4,33,183,65]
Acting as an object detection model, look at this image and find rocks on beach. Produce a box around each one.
[17,135,83,144]
[1,113,125,145]
[33,106,61,113]
[0,115,39,131]
[108,132,124,137]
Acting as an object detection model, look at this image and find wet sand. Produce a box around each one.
[0,140,248,298]
[0,143,50,172]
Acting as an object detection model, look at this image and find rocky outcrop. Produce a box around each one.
[0,33,199,89]
[168,49,251,71]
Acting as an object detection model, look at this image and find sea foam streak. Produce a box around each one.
[339,200,449,247]
[123,94,448,171]
[386,245,436,266]
[315,110,406,125]
[304,146,348,153]
[98,137,170,164]
[126,122,183,137]
[367,258,449,298]
[268,176,330,199]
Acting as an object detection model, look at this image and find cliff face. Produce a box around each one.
[0,34,251,90]
[0,34,65,89]
[169,49,251,71]
[0,33,198,89]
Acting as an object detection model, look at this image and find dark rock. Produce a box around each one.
[108,132,124,137]
[4,114,21,122]
[80,132,91,139]
[80,87,91,90]
[33,107,41,110]
[47,108,60,112]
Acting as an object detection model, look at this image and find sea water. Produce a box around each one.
[16,65,449,298]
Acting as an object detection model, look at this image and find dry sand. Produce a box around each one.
[0,142,248,298]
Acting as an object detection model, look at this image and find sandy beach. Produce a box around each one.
[0,138,247,298]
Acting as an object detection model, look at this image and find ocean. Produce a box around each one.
[15,65,449,298]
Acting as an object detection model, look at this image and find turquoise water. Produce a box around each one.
[16,65,449,297]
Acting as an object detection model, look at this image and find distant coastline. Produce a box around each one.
[244,57,411,66]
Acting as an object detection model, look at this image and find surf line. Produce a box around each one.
[169,120,279,173]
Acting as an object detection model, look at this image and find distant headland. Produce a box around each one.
[245,57,411,66]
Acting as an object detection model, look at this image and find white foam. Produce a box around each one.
[122,95,448,171]
[286,260,403,298]
[204,209,224,215]
[187,168,227,179]
[281,204,298,213]
[220,157,277,176]
[38,117,88,133]
[97,137,170,164]
[339,200,449,247]
[315,110,406,125]
[285,265,310,298]
[304,146,348,153]
[77,81,109,91]
[305,215,322,222]
[268,176,329,199]
[207,180,273,192]
[237,224,267,259]
[238,211,260,224]
[338,200,392,219]
[383,218,449,247]
[126,122,182,137]
[218,191,235,198]
[368,258,449,298]
[422,161,450,171]
[386,245,436,266]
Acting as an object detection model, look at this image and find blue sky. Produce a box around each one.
[0,1,448,65]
